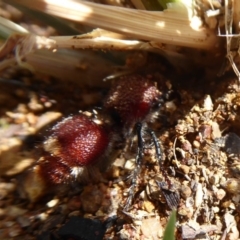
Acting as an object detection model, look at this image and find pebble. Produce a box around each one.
[80,185,103,213]
[140,217,163,239]
[5,157,35,176]
[110,188,118,197]
[195,183,203,207]
[17,215,31,228]
[5,206,27,217]
[229,202,236,210]
[222,200,231,208]
[180,139,192,153]
[185,197,194,207]
[95,209,105,217]
[212,206,219,213]
[193,140,200,148]
[178,205,193,219]
[0,182,16,192]
[222,178,240,194]
[178,207,188,217]
[180,165,190,175]
[26,112,37,125]
[46,199,59,208]
[37,212,48,221]
[107,166,120,178]
[199,124,212,139]
[215,189,226,200]
[180,185,192,199]
[203,95,213,111]
[143,200,155,213]
[232,194,240,203]
[209,175,220,185]
[211,121,221,139]
[112,157,125,168]
[124,159,135,170]
[119,228,131,239]
[165,101,176,112]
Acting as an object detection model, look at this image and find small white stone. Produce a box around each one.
[211,121,221,139]
[215,189,226,200]
[46,199,59,208]
[124,159,135,170]
[37,212,48,221]
[229,202,236,210]
[212,206,219,213]
[203,95,213,111]
[195,183,203,207]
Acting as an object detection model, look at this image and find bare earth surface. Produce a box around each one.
[1,3,240,240]
[1,60,240,240]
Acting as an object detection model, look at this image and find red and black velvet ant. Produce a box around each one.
[24,74,179,210]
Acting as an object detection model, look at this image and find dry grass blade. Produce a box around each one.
[5,0,219,50]
[51,34,154,51]
[0,33,118,85]
[217,0,240,80]
[0,33,56,71]
[0,16,28,39]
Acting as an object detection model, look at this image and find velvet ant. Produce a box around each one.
[23,74,179,210]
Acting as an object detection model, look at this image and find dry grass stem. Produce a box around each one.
[5,0,219,50]
[224,0,240,80]
[51,35,154,51]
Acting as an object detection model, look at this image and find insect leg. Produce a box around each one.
[124,122,144,210]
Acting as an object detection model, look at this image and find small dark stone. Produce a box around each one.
[224,133,240,155]
[57,216,106,240]
[215,132,240,157]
